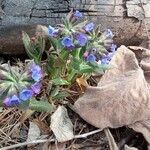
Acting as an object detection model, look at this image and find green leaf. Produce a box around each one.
[53,91,70,100]
[79,63,93,74]
[88,62,111,74]
[22,32,45,64]
[46,53,60,77]
[52,77,70,86]
[22,32,34,59]
[63,18,71,29]
[19,100,30,110]
[0,85,11,106]
[79,46,87,60]
[59,49,69,60]
[70,58,81,71]
[73,20,88,30]
[50,86,59,97]
[49,37,58,51]
[29,99,54,113]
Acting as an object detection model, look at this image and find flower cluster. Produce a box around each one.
[84,29,116,64]
[20,10,117,112]
[47,10,116,65]
[2,62,43,107]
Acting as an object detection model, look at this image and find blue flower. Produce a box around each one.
[61,37,74,50]
[31,82,42,95]
[84,22,95,32]
[104,29,114,38]
[19,89,33,101]
[76,33,88,46]
[3,95,21,107]
[74,10,83,19]
[101,52,115,64]
[110,44,117,52]
[30,64,43,82]
[101,56,110,64]
[48,25,59,37]
[86,54,96,62]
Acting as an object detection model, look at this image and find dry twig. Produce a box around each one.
[1,129,102,150]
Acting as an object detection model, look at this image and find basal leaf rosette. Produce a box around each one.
[0,61,43,107]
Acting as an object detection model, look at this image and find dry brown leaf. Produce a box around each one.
[129,46,150,85]
[129,120,150,144]
[76,76,88,92]
[50,106,74,142]
[74,45,150,129]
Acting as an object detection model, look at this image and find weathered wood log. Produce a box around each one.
[0,0,150,55]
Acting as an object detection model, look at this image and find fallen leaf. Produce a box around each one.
[50,106,74,142]
[129,120,150,144]
[26,121,41,143]
[74,46,150,129]
[76,76,89,92]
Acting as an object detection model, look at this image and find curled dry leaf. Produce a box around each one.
[76,76,88,93]
[74,45,150,129]
[50,106,74,142]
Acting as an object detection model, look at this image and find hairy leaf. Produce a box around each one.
[52,78,70,86]
[29,99,54,113]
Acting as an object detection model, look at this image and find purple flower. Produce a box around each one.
[31,82,42,95]
[19,89,33,101]
[61,37,74,50]
[104,29,114,38]
[30,63,43,82]
[48,25,59,37]
[86,54,96,62]
[84,22,95,32]
[3,95,21,107]
[110,44,117,52]
[101,52,115,64]
[83,51,89,58]
[101,56,110,64]
[76,33,88,46]
[74,10,83,19]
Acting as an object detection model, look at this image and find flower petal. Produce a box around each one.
[19,89,33,101]
[84,23,95,32]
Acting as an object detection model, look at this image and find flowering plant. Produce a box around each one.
[45,10,116,84]
[4,10,116,112]
[0,61,53,112]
